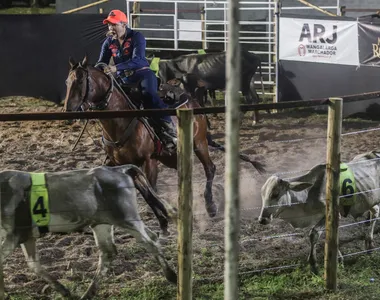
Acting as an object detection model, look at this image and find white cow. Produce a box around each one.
[258,150,380,274]
[0,164,177,299]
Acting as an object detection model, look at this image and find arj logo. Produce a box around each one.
[373,38,380,58]
[298,44,306,56]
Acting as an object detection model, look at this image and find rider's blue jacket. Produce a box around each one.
[97,28,150,75]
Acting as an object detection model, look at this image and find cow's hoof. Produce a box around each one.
[206,202,218,218]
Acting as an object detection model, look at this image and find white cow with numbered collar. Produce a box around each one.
[258,150,380,274]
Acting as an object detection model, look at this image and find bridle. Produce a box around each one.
[70,62,115,112]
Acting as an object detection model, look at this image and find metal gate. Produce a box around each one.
[125,0,341,98]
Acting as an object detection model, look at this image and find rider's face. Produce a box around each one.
[108,22,126,39]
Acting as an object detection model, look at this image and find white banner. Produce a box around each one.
[279,17,359,66]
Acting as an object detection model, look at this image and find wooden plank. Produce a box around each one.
[324,97,343,291]
[62,0,109,14]
[297,0,336,17]
[177,108,194,300]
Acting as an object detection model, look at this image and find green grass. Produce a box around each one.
[9,253,364,300]
[107,254,380,300]
[0,6,55,14]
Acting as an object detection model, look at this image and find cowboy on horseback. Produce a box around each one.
[98,9,177,151]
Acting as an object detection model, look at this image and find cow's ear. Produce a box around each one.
[288,181,313,192]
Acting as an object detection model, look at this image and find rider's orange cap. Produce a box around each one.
[103,10,128,25]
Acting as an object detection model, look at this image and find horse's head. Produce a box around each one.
[63,56,113,112]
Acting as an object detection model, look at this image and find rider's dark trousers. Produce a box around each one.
[121,68,171,123]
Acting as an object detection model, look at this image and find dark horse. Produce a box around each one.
[63,56,265,229]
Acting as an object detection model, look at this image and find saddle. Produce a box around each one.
[119,79,189,108]
[116,79,189,156]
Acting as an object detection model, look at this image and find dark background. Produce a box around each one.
[0,14,107,102]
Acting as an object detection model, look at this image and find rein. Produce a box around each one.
[72,62,160,149]
[92,62,138,111]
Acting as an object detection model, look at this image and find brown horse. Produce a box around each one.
[63,56,265,226]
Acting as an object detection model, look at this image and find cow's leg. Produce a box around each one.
[81,224,117,300]
[248,75,261,126]
[2,233,20,259]
[365,205,379,251]
[124,220,177,284]
[134,159,169,236]
[209,89,216,107]
[21,237,72,298]
[2,231,22,259]
[2,217,22,259]
[194,139,217,218]
[308,216,326,275]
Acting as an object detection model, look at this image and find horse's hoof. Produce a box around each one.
[165,268,178,285]
[162,229,170,237]
[310,264,319,275]
[206,202,218,218]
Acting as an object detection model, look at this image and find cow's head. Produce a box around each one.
[258,175,312,225]
[158,79,188,103]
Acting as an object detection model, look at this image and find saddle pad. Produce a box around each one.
[150,57,160,76]
[339,163,357,206]
[29,173,50,227]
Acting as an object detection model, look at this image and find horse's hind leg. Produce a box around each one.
[195,139,217,217]
[21,237,72,299]
[143,158,158,191]
[123,220,177,284]
[81,224,117,300]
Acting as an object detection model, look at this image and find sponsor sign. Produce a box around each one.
[358,21,380,66]
[279,17,359,66]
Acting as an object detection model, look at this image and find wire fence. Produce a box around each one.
[1,95,380,297]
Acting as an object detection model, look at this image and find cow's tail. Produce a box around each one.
[206,132,266,174]
[125,165,178,222]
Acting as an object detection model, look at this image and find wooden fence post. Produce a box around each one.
[132,1,141,28]
[201,7,206,50]
[324,97,342,291]
[0,184,4,300]
[177,108,194,300]
[224,0,241,299]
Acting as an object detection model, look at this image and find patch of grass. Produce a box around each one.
[0,6,55,14]
[92,253,380,300]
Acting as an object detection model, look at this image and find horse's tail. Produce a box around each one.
[124,165,178,221]
[206,132,266,174]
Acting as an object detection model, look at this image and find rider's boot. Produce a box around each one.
[159,119,177,153]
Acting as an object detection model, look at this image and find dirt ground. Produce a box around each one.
[1,96,380,299]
